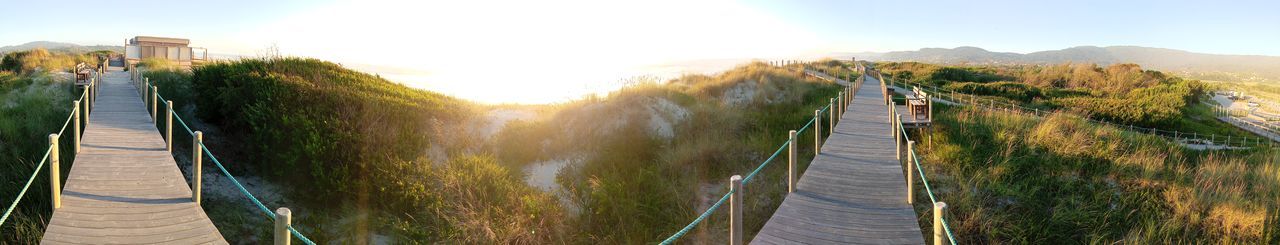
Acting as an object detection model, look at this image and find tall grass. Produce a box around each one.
[491,62,849,243]
[0,71,77,243]
[914,104,1277,243]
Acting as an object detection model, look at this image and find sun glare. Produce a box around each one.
[238,0,823,103]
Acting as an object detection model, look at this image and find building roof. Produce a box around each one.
[132,36,190,45]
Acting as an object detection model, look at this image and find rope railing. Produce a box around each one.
[660,61,853,244]
[895,111,958,244]
[135,69,318,244]
[1,77,95,228]
[880,74,1276,149]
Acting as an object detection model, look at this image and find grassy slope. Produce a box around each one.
[917,104,1277,243]
[492,62,850,243]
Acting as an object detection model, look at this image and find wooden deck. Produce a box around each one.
[753,74,924,244]
[41,67,226,244]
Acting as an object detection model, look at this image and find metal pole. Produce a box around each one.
[729,175,744,245]
[275,208,292,245]
[788,130,797,193]
[49,134,61,209]
[193,131,203,204]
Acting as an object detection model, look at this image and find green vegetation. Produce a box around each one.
[149,58,564,242]
[877,62,1210,128]
[1,48,101,74]
[0,71,79,243]
[493,62,846,243]
[913,105,1278,243]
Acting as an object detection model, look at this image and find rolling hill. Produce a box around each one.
[864,46,1280,84]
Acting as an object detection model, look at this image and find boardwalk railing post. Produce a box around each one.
[193,131,203,205]
[788,130,797,193]
[152,85,159,123]
[275,207,292,245]
[895,114,902,160]
[166,100,173,152]
[814,110,822,155]
[50,134,61,209]
[829,98,836,130]
[934,202,947,245]
[729,175,743,245]
[73,101,81,153]
[907,140,915,204]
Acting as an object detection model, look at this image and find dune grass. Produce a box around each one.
[0,71,79,243]
[912,104,1278,243]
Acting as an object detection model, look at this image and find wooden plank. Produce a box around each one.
[753,74,926,244]
[42,67,226,244]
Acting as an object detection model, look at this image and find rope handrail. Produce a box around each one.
[659,191,733,245]
[896,116,958,244]
[1,87,89,227]
[887,76,1274,148]
[660,64,849,244]
[129,72,319,244]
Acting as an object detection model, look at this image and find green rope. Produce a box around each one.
[0,148,51,227]
[743,141,789,184]
[659,190,733,245]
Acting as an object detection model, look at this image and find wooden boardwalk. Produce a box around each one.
[41,67,226,244]
[753,74,924,244]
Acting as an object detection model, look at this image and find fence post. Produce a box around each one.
[73,101,81,153]
[788,130,797,193]
[815,110,822,155]
[829,99,836,130]
[165,101,174,152]
[895,114,902,160]
[150,85,158,121]
[729,175,743,245]
[275,207,292,245]
[49,134,61,209]
[907,140,915,204]
[86,83,92,114]
[934,202,947,245]
[193,131,203,205]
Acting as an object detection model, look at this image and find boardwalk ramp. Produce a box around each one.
[752,74,924,244]
[41,67,226,244]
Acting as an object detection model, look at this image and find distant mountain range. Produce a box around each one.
[850,46,1280,84]
[0,41,122,54]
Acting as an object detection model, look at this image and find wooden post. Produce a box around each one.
[829,99,836,130]
[275,207,292,245]
[49,134,61,209]
[193,131,203,204]
[73,101,81,153]
[152,86,158,123]
[815,110,822,155]
[934,202,947,245]
[86,83,92,114]
[907,140,915,204]
[82,95,90,123]
[788,130,797,193]
[729,175,743,245]
[895,114,902,160]
[166,100,173,152]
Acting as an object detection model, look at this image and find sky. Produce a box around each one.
[2,0,1278,103]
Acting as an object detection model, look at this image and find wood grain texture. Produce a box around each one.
[753,74,925,244]
[42,67,226,244]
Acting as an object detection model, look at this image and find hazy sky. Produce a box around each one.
[3,0,1277,103]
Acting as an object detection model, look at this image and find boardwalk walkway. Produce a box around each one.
[41,66,226,244]
[753,74,924,244]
